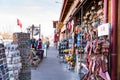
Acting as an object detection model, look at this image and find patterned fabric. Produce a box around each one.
[93,39,101,54]
[101,40,109,56]
[54,34,58,43]
[83,38,110,80]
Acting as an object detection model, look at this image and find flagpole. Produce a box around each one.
[39,24,41,39]
[21,27,22,32]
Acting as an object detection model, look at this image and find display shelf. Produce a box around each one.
[13,32,31,80]
[5,43,21,80]
[0,41,9,80]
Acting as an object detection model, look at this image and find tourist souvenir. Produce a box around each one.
[98,1,103,6]
[91,6,95,10]
[92,21,99,28]
[86,11,90,17]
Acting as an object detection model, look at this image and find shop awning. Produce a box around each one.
[59,0,74,22]
[56,22,64,31]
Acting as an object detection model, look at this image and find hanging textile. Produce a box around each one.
[54,33,58,43]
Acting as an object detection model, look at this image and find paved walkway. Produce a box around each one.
[31,47,80,80]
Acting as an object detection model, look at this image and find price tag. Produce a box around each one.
[98,23,110,36]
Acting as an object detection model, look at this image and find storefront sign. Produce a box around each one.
[98,23,110,37]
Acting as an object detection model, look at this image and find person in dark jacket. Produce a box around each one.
[46,41,50,49]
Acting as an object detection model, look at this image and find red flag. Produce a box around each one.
[17,18,22,28]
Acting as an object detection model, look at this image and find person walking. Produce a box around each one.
[42,41,47,57]
[46,40,50,49]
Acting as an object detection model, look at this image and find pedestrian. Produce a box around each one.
[31,38,37,50]
[37,38,42,50]
[36,38,44,60]
[42,42,47,57]
[46,40,50,49]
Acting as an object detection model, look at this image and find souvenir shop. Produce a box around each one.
[74,0,111,78]
[58,0,115,79]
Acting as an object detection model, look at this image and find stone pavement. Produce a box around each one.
[31,47,80,80]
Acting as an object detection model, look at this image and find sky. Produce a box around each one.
[0,0,63,37]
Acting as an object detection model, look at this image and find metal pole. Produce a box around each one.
[32,24,34,39]
[39,24,41,39]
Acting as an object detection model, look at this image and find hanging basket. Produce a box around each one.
[98,1,103,6]
[91,6,95,10]
[92,21,99,28]
[86,11,90,17]
[83,16,87,20]
[97,9,104,15]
